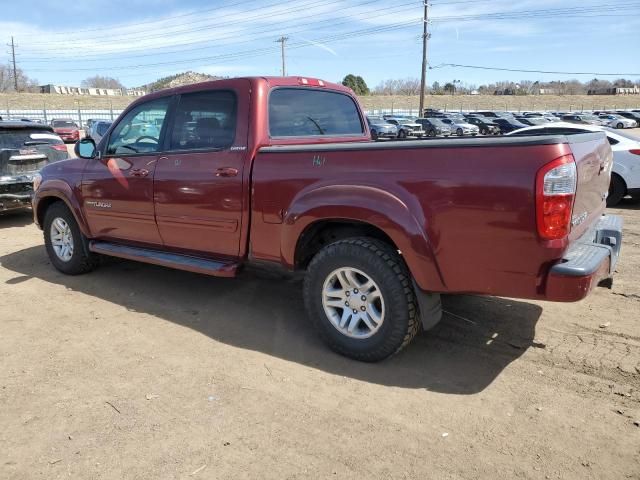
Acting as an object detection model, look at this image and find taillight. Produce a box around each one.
[629,149,640,156]
[51,144,68,152]
[535,155,577,240]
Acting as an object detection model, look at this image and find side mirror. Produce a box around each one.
[74,138,97,159]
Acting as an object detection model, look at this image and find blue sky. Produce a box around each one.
[2,0,639,88]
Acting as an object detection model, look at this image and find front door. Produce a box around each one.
[153,87,248,258]
[81,97,171,245]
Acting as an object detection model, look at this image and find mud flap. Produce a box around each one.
[412,281,442,331]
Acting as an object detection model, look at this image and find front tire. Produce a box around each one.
[616,122,623,129]
[303,237,419,362]
[456,128,463,136]
[607,173,626,207]
[398,129,407,139]
[371,130,378,141]
[43,202,99,275]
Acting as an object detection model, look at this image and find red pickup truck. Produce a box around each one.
[32,77,623,361]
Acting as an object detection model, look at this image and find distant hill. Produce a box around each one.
[140,71,225,93]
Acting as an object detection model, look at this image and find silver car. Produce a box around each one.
[440,118,480,136]
[86,120,112,144]
[367,116,398,140]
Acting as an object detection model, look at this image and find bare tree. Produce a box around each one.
[81,75,126,90]
[0,64,39,92]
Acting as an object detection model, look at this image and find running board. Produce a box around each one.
[89,241,239,277]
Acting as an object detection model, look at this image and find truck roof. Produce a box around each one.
[135,76,352,103]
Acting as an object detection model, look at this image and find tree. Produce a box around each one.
[341,74,369,95]
[0,64,39,92]
[443,82,455,94]
[81,75,126,90]
[431,81,441,94]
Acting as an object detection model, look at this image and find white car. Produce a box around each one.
[506,122,640,206]
[598,114,637,129]
[384,117,425,139]
[440,118,480,136]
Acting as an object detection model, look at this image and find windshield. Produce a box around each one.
[0,129,63,148]
[52,120,77,128]
[367,116,384,123]
[580,115,599,120]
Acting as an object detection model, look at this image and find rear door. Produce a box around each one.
[81,97,171,244]
[153,85,249,258]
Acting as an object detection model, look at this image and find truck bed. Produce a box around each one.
[251,133,612,300]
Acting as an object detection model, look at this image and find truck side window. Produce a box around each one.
[170,91,237,151]
[269,88,363,137]
[106,98,170,156]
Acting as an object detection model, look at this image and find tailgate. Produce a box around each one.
[566,132,613,240]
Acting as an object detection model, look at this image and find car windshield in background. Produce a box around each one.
[368,116,385,123]
[97,123,111,136]
[52,121,77,128]
[269,88,363,137]
[581,115,599,120]
[426,118,446,126]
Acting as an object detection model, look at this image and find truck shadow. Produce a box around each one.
[0,210,33,228]
[1,246,542,394]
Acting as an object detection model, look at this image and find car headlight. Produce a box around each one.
[33,173,42,191]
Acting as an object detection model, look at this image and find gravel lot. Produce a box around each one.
[1,138,639,479]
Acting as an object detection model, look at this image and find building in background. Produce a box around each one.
[39,84,145,96]
[588,87,640,95]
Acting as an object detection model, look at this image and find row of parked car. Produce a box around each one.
[367,109,640,140]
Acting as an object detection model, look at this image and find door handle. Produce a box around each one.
[216,167,239,177]
[130,168,149,177]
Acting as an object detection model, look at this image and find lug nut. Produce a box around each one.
[354,288,359,294]
[352,309,357,314]
[345,301,349,306]
[360,306,366,311]
[345,291,350,296]
[361,295,366,301]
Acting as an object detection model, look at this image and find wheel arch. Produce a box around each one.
[34,182,90,237]
[282,184,446,292]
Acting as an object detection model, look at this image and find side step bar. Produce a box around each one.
[89,241,239,277]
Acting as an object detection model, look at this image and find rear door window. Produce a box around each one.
[269,88,363,137]
[169,91,237,150]
[0,129,62,148]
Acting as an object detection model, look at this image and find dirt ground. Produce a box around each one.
[1,165,639,480]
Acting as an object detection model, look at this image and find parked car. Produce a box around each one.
[384,117,425,138]
[560,114,606,126]
[598,114,637,129]
[50,119,80,143]
[614,111,640,123]
[85,120,112,144]
[462,116,500,135]
[439,118,479,136]
[489,118,528,134]
[414,118,452,137]
[33,76,622,362]
[507,122,640,206]
[471,111,515,119]
[366,116,398,140]
[515,116,549,126]
[0,121,68,212]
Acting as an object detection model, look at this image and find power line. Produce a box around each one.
[431,63,640,76]
[24,19,422,73]
[20,0,355,47]
[19,0,411,63]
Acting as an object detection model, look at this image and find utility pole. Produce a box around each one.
[276,36,289,76]
[8,36,18,91]
[418,2,430,117]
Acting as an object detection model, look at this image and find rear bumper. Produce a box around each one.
[545,214,623,301]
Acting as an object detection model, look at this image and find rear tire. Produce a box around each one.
[429,129,436,137]
[43,202,99,275]
[616,122,623,129]
[607,173,626,207]
[456,128,463,136]
[398,129,407,139]
[303,237,419,362]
